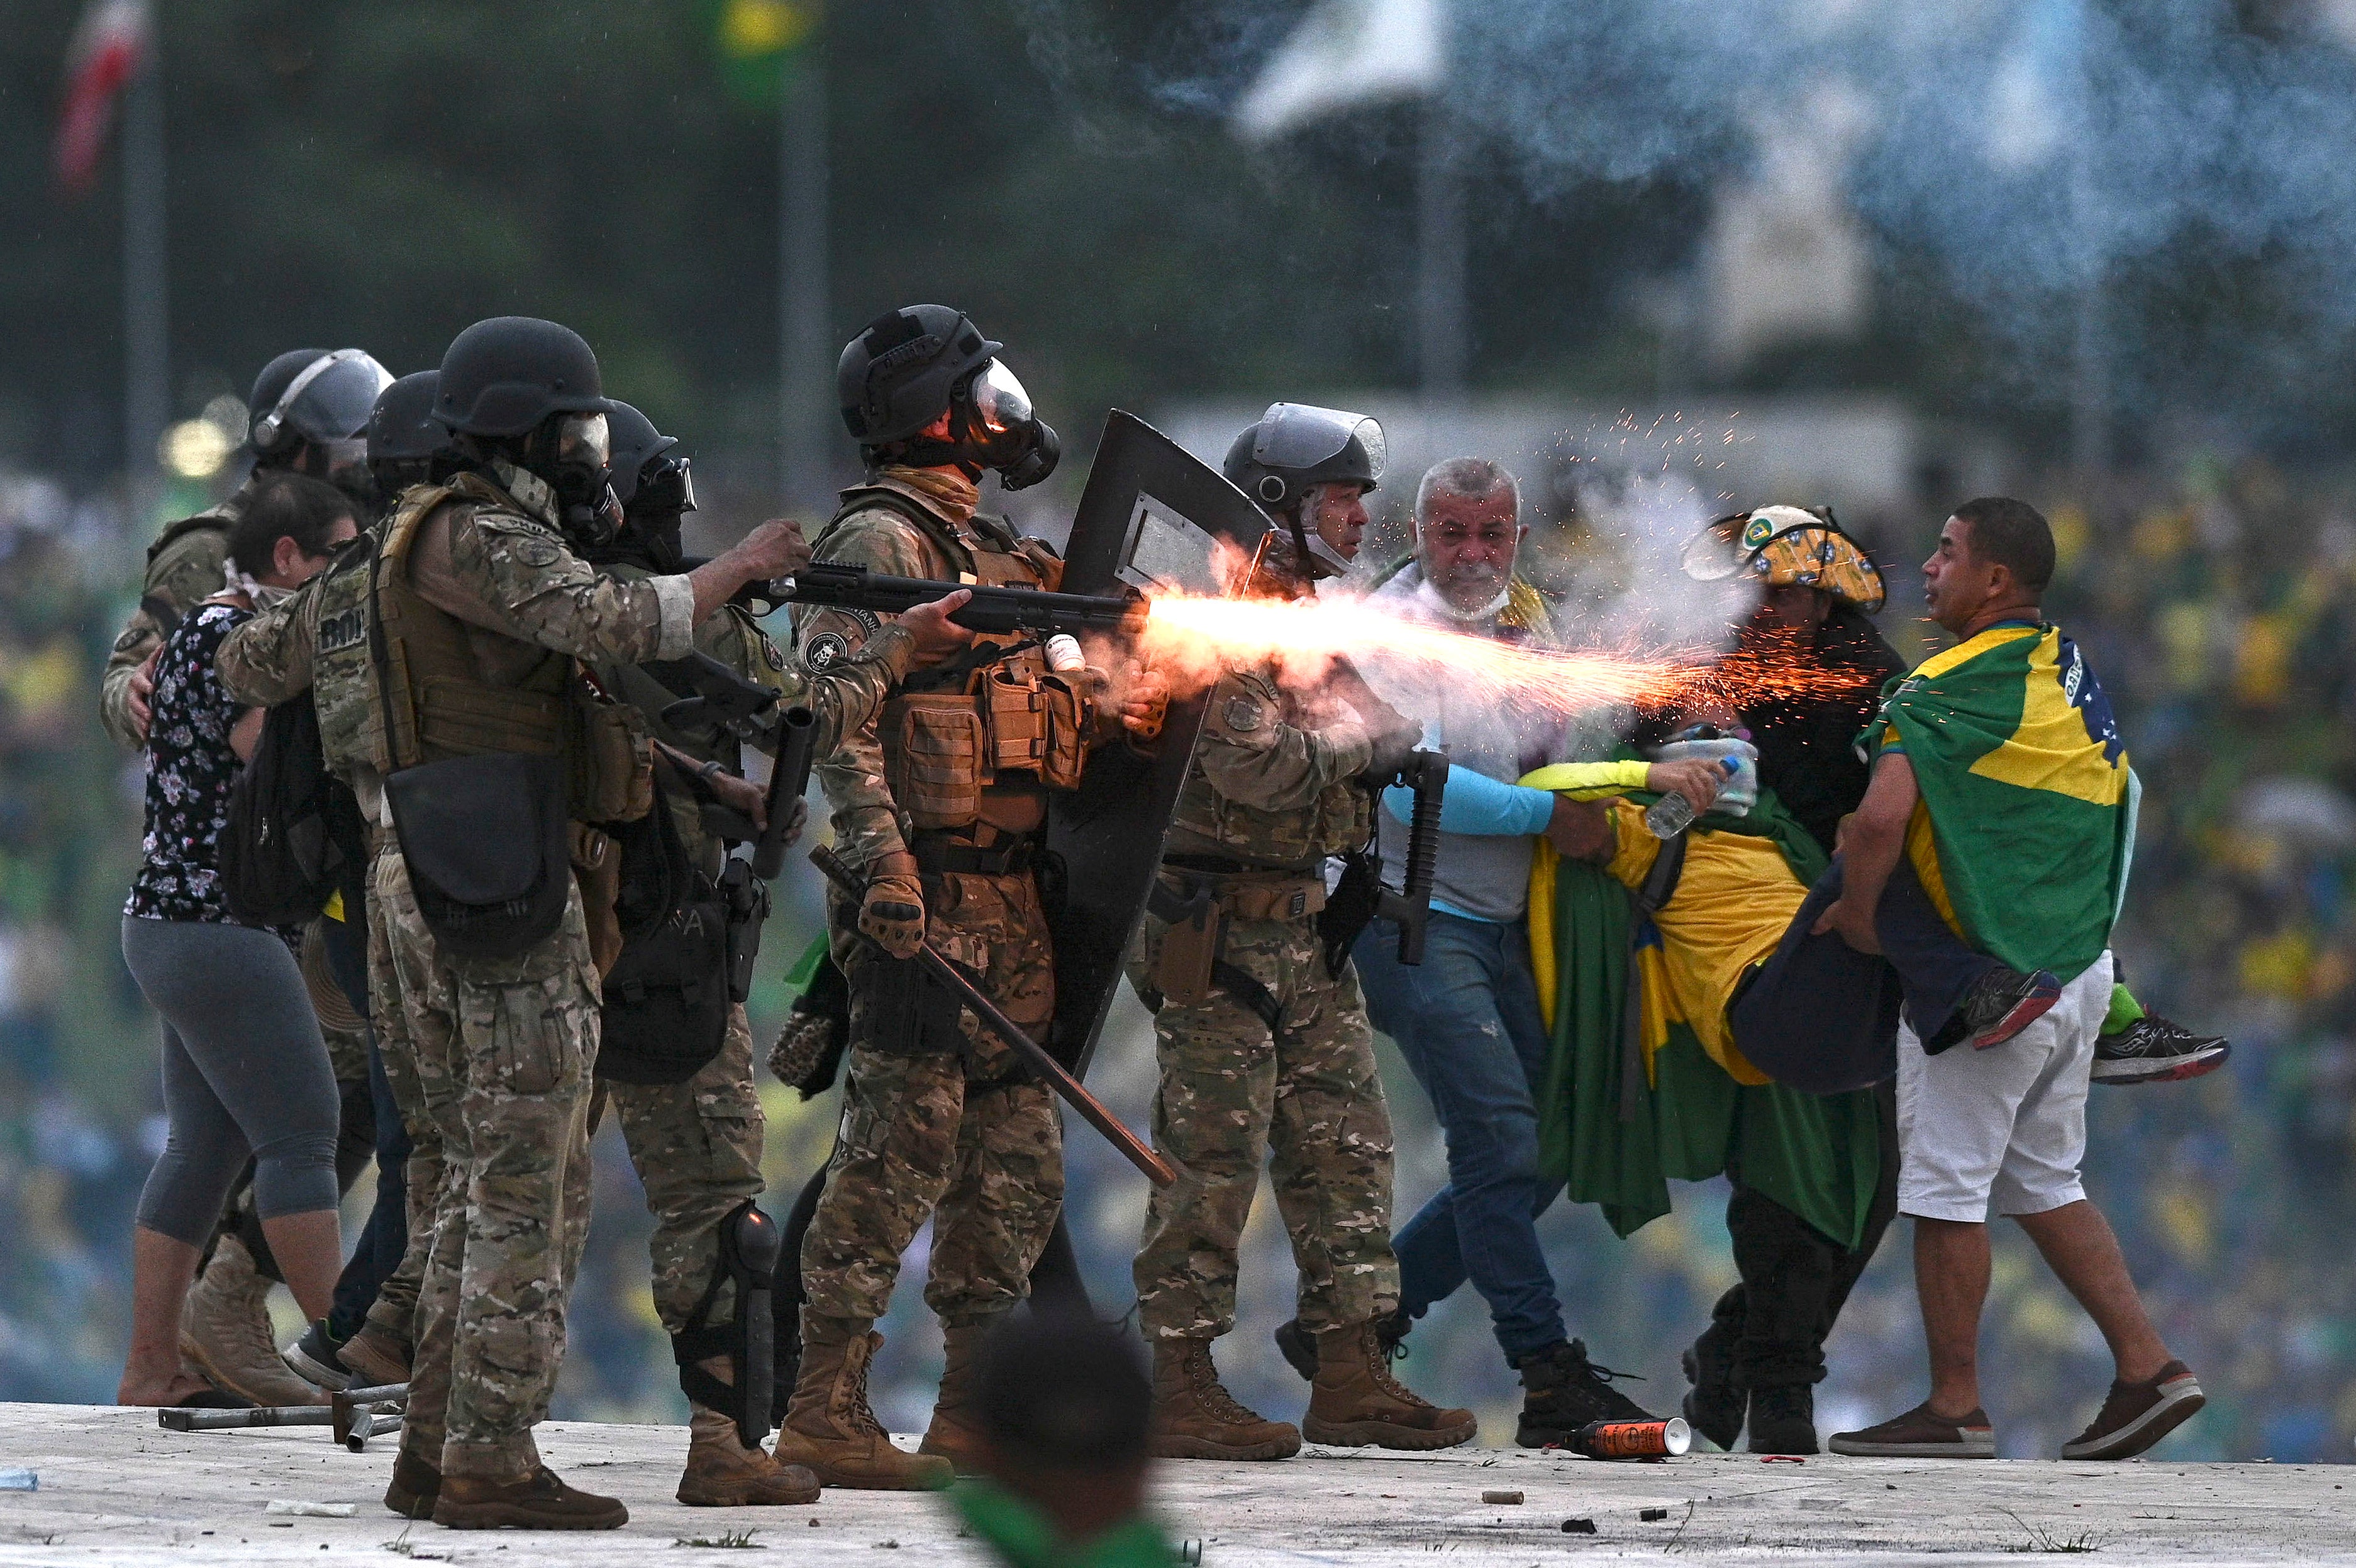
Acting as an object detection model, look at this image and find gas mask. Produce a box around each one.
[954,359,1060,491]
[525,410,619,543]
[620,454,696,571]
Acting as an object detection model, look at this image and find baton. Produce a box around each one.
[332,1382,408,1445]
[809,843,1175,1187]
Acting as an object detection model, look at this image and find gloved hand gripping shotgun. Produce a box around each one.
[767,562,1149,638]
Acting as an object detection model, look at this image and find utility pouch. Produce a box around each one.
[854,952,967,1056]
[1152,883,1223,1009]
[597,874,733,1085]
[1318,851,1384,977]
[386,752,570,960]
[572,688,655,825]
[884,694,987,830]
[720,859,770,1006]
[570,825,624,977]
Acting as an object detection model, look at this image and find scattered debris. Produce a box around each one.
[0,1469,35,1492]
[1179,1541,1204,1566]
[265,1500,355,1518]
[2002,1510,2101,1554]
[1760,1455,1805,1464]
[671,1528,764,1549]
[1640,1508,1669,1521]
[1482,1490,1524,1504]
[1561,1518,1596,1535]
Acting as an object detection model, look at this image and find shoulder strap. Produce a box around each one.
[1630,830,1688,917]
[818,488,974,577]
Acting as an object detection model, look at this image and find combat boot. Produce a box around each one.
[678,1406,821,1506]
[336,1320,412,1389]
[432,1467,628,1531]
[382,1447,440,1520]
[1149,1337,1301,1461]
[1680,1323,1745,1451]
[1302,1319,1477,1450]
[1746,1384,1819,1455]
[1515,1339,1654,1448]
[180,1235,327,1408]
[771,1314,953,1491]
[917,1316,996,1476]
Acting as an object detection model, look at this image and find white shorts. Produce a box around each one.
[1896,951,2113,1223]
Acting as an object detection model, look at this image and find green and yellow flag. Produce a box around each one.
[1873,622,2135,983]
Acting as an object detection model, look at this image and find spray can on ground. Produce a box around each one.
[1562,1416,1692,1460]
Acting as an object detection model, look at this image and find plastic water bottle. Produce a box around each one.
[1642,791,1698,838]
[1642,756,1745,838]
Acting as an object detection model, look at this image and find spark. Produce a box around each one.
[1133,592,1871,720]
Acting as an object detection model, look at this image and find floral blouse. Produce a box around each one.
[125,601,265,925]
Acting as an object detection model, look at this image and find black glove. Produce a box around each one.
[1359,713,1423,786]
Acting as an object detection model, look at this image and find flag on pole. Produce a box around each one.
[1233,0,1443,143]
[53,0,150,196]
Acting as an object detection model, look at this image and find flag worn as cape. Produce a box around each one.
[1872,622,2134,982]
[1522,779,1880,1246]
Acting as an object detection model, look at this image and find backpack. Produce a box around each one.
[221,692,369,928]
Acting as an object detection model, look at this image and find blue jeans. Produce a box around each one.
[1354,911,1567,1360]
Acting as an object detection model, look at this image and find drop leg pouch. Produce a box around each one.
[383,752,571,962]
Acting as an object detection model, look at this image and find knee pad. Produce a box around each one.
[673,1199,782,1448]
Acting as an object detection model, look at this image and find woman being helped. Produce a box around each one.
[117,474,358,1406]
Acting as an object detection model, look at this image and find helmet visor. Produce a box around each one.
[635,455,696,514]
[556,411,611,472]
[969,359,1034,440]
[276,350,396,445]
[1253,403,1385,487]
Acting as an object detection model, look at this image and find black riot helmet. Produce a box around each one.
[366,371,450,500]
[606,401,695,570]
[436,316,618,538]
[836,304,1060,490]
[1222,403,1385,579]
[248,347,396,512]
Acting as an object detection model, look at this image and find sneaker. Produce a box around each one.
[1516,1340,1653,1448]
[2059,1361,2204,1459]
[2093,1016,2230,1086]
[1958,966,2063,1050]
[284,1320,351,1392]
[1679,1328,1743,1452]
[1828,1401,1994,1457]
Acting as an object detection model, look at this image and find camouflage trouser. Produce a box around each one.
[603,1004,766,1337]
[1127,903,1400,1340]
[800,869,1064,1329]
[372,843,597,1484]
[362,874,445,1350]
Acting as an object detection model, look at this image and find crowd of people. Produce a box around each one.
[8,305,2356,1550]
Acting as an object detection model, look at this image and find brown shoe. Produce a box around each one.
[1828,1401,1996,1457]
[338,1320,413,1389]
[770,1313,953,1491]
[2060,1361,2204,1459]
[678,1406,821,1506]
[179,1236,328,1408]
[1150,1337,1301,1462]
[431,1467,628,1531]
[1302,1319,1477,1451]
[917,1316,994,1476]
[382,1448,440,1520]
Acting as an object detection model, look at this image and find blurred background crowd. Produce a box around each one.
[6,0,2356,1465]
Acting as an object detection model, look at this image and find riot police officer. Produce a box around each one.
[1126,404,1475,1460]
[101,347,393,750]
[778,305,1162,1490]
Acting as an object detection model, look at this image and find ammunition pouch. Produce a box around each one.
[570,686,654,825]
[884,694,987,830]
[880,651,1091,832]
[384,752,572,961]
[674,1199,781,1448]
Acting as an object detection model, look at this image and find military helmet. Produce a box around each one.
[837,304,1001,447]
[435,316,610,438]
[367,372,447,467]
[249,348,395,457]
[606,400,691,511]
[1222,403,1386,512]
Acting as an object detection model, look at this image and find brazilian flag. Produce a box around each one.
[1525,784,1881,1247]
[1874,622,2135,983]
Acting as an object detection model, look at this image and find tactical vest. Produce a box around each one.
[1165,669,1374,870]
[821,489,1096,833]
[333,477,648,823]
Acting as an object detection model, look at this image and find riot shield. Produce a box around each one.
[1046,410,1274,1073]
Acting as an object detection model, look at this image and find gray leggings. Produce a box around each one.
[123,916,342,1246]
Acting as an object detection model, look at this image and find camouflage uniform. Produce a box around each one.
[791,466,1089,1334]
[100,486,248,750]
[1128,660,1401,1342]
